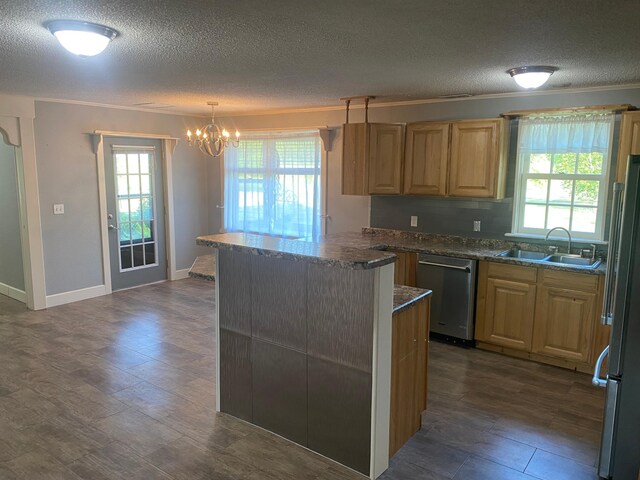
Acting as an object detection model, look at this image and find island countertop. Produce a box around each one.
[196,232,396,270]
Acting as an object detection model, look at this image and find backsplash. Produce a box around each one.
[370,196,514,240]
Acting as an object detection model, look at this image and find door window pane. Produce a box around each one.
[120,247,132,269]
[132,245,144,267]
[116,154,128,174]
[140,154,150,174]
[127,154,139,174]
[141,197,153,220]
[140,175,151,195]
[117,175,129,196]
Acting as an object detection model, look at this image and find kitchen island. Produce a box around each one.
[196,232,430,478]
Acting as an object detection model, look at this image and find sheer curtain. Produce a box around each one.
[224,130,322,239]
[515,112,615,239]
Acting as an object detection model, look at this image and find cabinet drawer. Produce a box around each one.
[541,269,599,292]
[487,261,537,283]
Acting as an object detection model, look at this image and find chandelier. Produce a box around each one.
[187,102,239,157]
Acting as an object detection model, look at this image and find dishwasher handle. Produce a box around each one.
[418,260,471,273]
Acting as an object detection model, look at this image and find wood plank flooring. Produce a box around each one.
[0,281,604,479]
[381,341,604,480]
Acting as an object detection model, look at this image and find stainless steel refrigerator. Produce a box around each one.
[593,154,640,479]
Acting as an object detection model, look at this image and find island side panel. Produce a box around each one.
[307,264,376,475]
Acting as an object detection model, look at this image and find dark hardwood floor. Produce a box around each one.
[0,280,604,479]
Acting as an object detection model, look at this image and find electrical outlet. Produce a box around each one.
[410,216,418,227]
[53,204,65,215]
[473,220,481,232]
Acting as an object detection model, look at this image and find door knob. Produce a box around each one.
[108,224,119,230]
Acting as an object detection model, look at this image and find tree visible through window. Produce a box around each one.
[512,113,615,240]
[223,130,322,239]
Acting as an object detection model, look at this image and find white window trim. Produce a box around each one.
[510,115,615,242]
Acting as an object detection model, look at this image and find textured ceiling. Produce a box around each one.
[0,0,639,115]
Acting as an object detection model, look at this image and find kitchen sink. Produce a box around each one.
[496,249,548,260]
[495,250,602,269]
[545,254,602,268]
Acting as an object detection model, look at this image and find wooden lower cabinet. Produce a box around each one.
[475,261,604,372]
[532,270,598,364]
[476,262,537,351]
[391,251,417,287]
[389,296,430,457]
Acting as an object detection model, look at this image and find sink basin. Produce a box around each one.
[496,249,548,260]
[545,255,602,268]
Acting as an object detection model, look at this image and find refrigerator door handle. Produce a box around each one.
[592,345,609,388]
[601,183,624,326]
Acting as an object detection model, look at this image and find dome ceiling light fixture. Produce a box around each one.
[46,20,118,57]
[187,102,240,158]
[508,66,559,89]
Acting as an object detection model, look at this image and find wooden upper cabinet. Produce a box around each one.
[532,270,599,364]
[342,123,369,195]
[403,122,450,195]
[342,122,405,195]
[368,124,405,194]
[449,119,508,198]
[616,111,640,182]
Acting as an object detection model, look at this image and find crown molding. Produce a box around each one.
[27,81,640,119]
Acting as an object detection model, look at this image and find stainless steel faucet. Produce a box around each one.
[545,227,572,254]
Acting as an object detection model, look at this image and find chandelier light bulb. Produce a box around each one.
[186,102,241,158]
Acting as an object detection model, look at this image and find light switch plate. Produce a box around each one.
[53,204,64,215]
[410,216,418,227]
[473,220,481,232]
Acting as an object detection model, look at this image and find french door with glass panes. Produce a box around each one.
[104,137,166,291]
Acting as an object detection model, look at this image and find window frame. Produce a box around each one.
[511,115,615,242]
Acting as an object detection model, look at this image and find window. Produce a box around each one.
[512,112,615,241]
[224,130,322,239]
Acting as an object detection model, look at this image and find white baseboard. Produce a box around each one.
[173,268,190,280]
[46,284,107,308]
[0,282,27,303]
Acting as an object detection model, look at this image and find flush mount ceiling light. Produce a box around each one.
[187,102,240,157]
[46,20,118,57]
[508,66,559,89]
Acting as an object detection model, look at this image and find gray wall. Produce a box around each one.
[34,101,210,295]
[218,87,640,239]
[0,140,25,291]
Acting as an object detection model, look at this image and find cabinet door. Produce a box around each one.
[389,305,419,457]
[415,298,430,414]
[449,119,506,198]
[342,123,369,195]
[392,251,417,287]
[532,285,597,363]
[403,123,449,195]
[368,124,405,194]
[480,277,536,351]
[616,111,640,182]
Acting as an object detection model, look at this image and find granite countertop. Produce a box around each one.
[196,232,396,270]
[393,285,432,314]
[317,228,607,276]
[189,255,216,281]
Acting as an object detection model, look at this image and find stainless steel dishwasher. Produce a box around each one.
[416,253,477,344]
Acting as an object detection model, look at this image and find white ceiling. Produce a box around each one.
[1,0,639,115]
